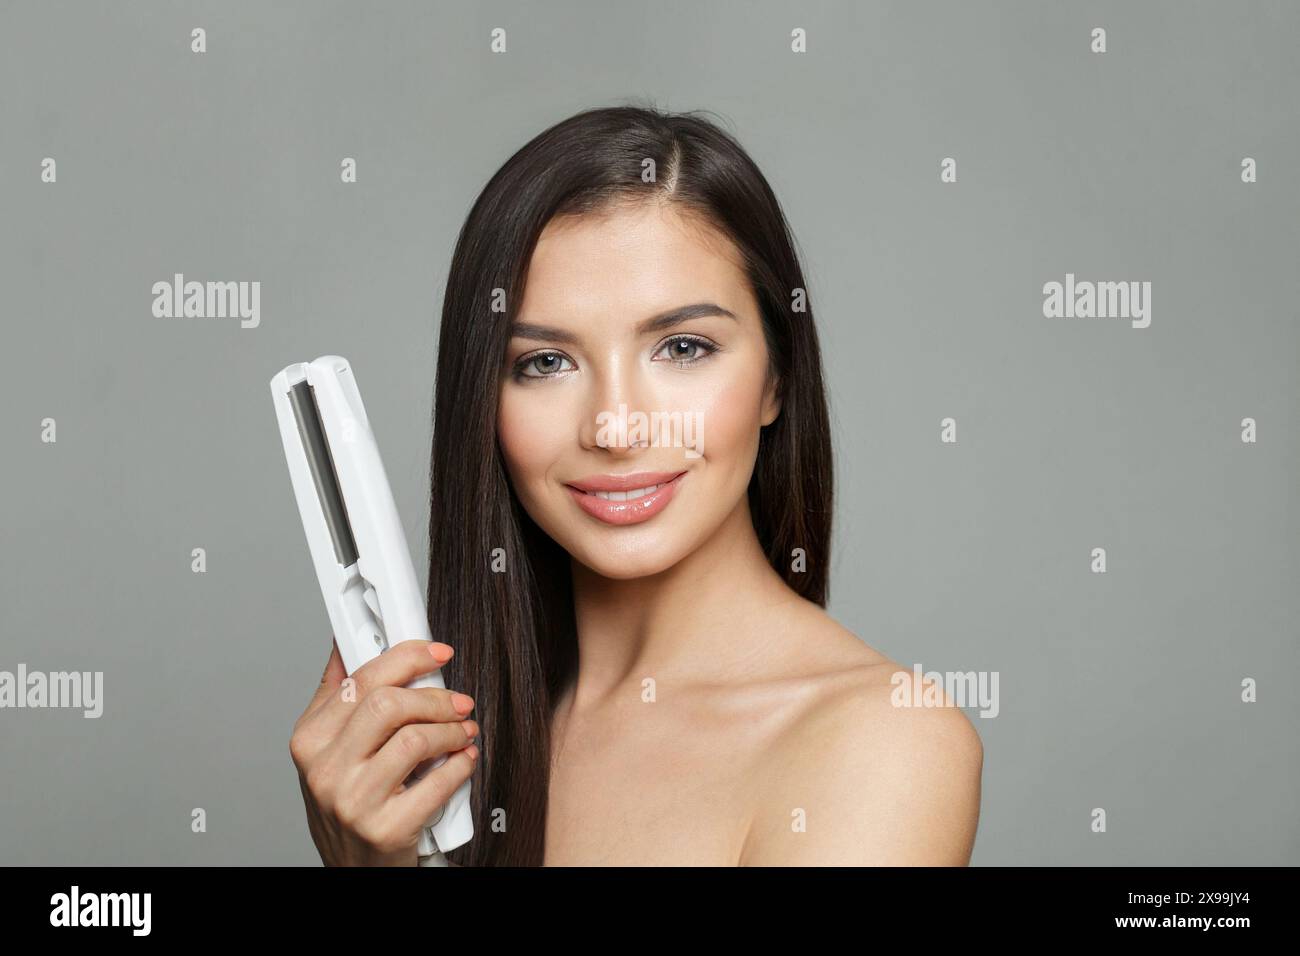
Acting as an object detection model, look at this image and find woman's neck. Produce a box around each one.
[564,495,800,715]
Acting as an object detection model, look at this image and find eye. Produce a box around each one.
[512,350,576,380]
[653,334,719,367]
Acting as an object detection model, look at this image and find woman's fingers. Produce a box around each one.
[309,639,455,739]
[354,639,454,696]
[364,718,479,800]
[387,744,480,839]
[334,683,472,764]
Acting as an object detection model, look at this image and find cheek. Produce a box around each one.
[679,365,768,475]
[497,390,568,494]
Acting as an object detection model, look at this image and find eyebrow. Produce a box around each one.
[510,302,738,345]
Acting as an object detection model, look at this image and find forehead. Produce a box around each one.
[518,201,751,324]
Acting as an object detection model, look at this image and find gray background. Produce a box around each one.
[2,0,1296,865]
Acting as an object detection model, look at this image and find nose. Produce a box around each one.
[577,350,652,457]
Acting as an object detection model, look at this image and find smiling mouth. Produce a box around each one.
[583,483,664,501]
[564,471,687,525]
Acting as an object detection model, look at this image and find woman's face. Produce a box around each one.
[497,200,781,580]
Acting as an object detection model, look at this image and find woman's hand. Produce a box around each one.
[289,639,480,866]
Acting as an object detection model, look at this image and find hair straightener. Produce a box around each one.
[270,355,473,867]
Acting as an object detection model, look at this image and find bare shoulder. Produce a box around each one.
[738,602,983,866]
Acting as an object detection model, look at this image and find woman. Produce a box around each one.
[289,105,983,866]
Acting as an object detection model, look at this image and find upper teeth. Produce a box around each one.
[591,484,660,501]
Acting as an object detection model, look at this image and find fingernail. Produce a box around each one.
[465,744,479,760]
[429,642,454,662]
[461,720,478,739]
[451,693,474,715]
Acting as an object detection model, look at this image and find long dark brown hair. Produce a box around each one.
[428,104,833,865]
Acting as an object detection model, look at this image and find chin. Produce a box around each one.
[561,525,695,581]
[572,548,682,581]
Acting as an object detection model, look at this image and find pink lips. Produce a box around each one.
[564,471,687,526]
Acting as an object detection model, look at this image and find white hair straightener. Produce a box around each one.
[270,355,474,867]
